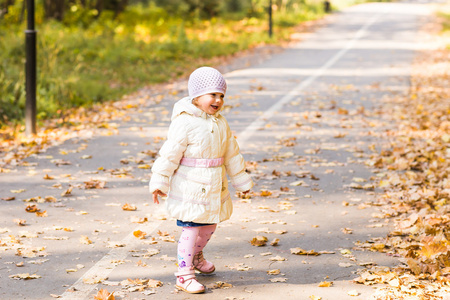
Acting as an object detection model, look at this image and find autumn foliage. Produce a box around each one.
[357,19,450,298]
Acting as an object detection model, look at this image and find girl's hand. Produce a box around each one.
[152,190,167,204]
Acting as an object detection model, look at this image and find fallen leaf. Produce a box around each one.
[36,210,48,217]
[94,289,115,300]
[83,275,106,284]
[13,219,27,226]
[267,269,281,275]
[270,238,280,246]
[290,180,309,187]
[25,205,39,213]
[84,180,106,189]
[147,279,163,288]
[318,281,333,287]
[260,190,272,197]
[66,269,78,273]
[9,273,41,280]
[250,236,268,247]
[61,186,73,197]
[269,256,287,261]
[133,230,146,239]
[122,203,137,211]
[347,290,359,296]
[341,228,353,234]
[11,189,26,193]
[130,216,148,223]
[80,236,92,245]
[269,278,287,282]
[291,248,320,256]
[207,281,233,289]
[43,174,54,180]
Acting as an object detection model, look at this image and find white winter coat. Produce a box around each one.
[149,97,253,224]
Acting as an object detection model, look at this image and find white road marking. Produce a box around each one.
[236,12,382,148]
[60,11,382,300]
[60,207,165,299]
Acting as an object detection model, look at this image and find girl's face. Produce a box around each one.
[193,93,225,115]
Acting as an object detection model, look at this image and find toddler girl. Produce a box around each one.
[149,67,253,294]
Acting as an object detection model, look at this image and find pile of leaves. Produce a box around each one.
[358,19,450,299]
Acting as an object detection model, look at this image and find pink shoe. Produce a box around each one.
[175,267,205,294]
[193,251,215,274]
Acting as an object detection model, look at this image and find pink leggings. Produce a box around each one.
[177,224,216,269]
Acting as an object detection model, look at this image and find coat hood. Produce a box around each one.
[171,97,221,121]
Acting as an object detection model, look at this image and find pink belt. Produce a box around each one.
[180,157,224,168]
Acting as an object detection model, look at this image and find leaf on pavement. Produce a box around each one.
[341,228,353,234]
[84,180,106,189]
[122,203,137,211]
[36,210,48,217]
[269,256,287,261]
[260,190,272,197]
[130,216,148,223]
[347,290,359,296]
[83,275,106,284]
[79,235,92,245]
[269,277,287,282]
[133,230,146,239]
[13,219,27,226]
[267,269,281,275]
[9,273,41,280]
[25,205,39,213]
[250,236,268,247]
[94,289,115,300]
[270,238,280,246]
[61,186,73,197]
[318,281,333,287]
[207,281,233,289]
[291,248,321,256]
[147,279,163,288]
[43,174,54,180]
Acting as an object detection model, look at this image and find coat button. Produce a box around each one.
[202,188,206,193]
[222,187,226,191]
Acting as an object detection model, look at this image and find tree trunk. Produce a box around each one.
[95,0,104,17]
[19,0,25,22]
[113,0,128,18]
[43,0,66,21]
[0,0,15,18]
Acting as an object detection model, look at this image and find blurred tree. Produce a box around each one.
[97,0,129,17]
[43,0,66,21]
[0,0,16,17]
[153,0,221,18]
[41,0,129,21]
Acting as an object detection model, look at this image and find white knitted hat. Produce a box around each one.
[188,67,227,98]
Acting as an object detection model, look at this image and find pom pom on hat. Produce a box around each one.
[188,67,227,98]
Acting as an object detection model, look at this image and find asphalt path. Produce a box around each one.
[0,2,436,299]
